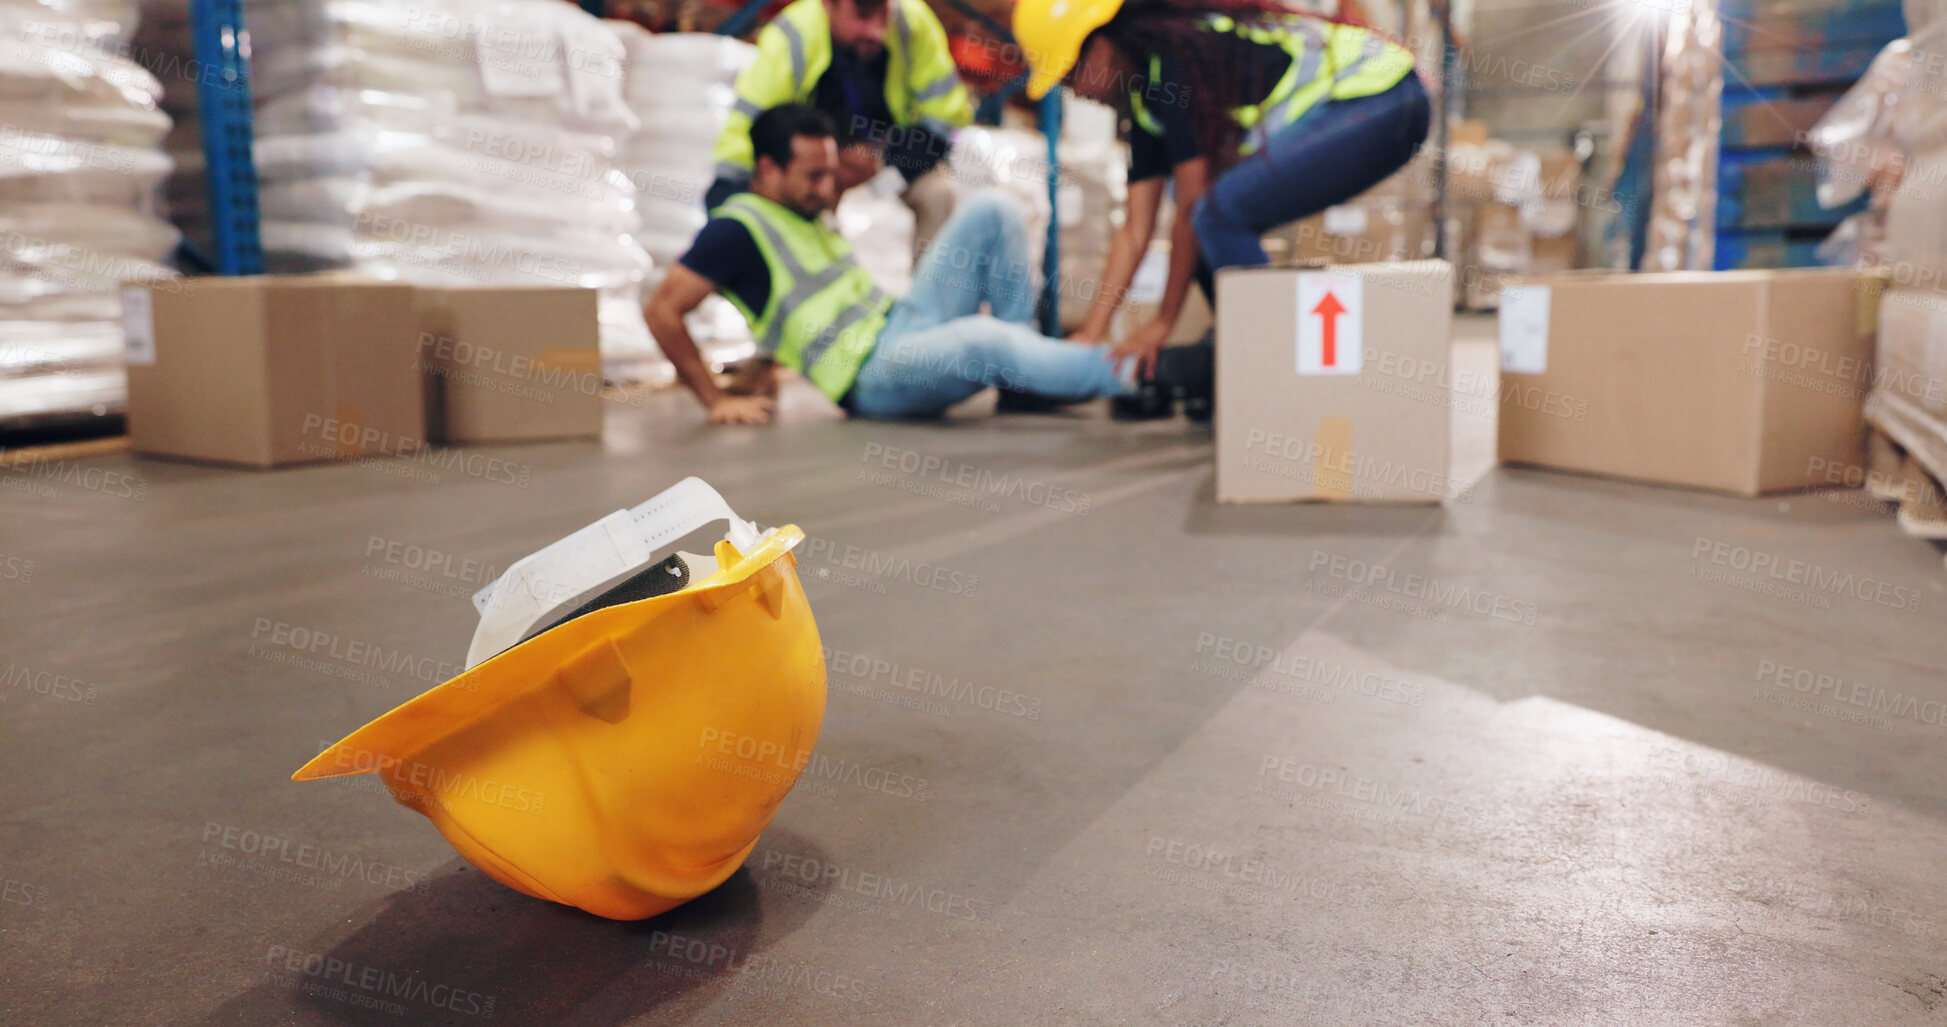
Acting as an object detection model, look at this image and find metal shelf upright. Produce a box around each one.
[1037,89,1061,337]
[190,0,264,275]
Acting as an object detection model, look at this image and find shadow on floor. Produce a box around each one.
[200,829,835,1026]
[1180,472,1451,538]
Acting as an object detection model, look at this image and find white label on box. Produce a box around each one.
[1499,284,1550,374]
[477,15,564,98]
[562,22,628,122]
[1322,204,1368,236]
[121,287,155,366]
[1295,273,1363,376]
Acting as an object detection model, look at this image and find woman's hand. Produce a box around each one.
[1110,317,1172,379]
[1066,325,1106,345]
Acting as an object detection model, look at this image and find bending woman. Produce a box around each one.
[1014,0,1430,372]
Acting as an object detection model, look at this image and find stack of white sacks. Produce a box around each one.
[612,24,754,369]
[134,0,657,372]
[0,0,176,424]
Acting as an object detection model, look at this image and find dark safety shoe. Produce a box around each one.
[995,388,1081,414]
[1153,336,1215,423]
[1110,380,1174,420]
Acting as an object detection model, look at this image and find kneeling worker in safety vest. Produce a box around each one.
[1015,0,1429,392]
[707,0,972,259]
[649,104,1202,424]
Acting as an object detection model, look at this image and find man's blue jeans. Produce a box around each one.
[846,191,1128,419]
[1192,74,1433,271]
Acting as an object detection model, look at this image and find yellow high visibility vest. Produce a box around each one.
[712,0,974,181]
[1131,16,1417,156]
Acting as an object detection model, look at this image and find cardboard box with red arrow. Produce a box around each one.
[1215,260,1456,504]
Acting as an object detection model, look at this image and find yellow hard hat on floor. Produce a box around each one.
[294,478,826,921]
[1013,0,1127,100]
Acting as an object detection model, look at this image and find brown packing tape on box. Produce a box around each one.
[1312,416,1355,500]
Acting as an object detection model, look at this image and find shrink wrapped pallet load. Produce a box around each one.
[0,0,178,425]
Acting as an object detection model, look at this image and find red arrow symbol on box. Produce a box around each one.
[1311,291,1347,367]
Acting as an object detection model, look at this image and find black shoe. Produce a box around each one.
[1153,337,1214,422]
[995,388,1079,414]
[1110,381,1174,420]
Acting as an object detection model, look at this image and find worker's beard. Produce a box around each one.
[782,193,830,219]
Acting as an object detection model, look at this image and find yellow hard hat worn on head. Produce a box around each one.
[294,478,827,921]
[1013,0,1127,99]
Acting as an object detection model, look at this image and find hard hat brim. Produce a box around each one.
[292,525,810,783]
[1025,65,1066,102]
[1014,0,1124,102]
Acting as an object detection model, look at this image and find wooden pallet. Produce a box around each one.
[0,435,127,468]
[1861,413,1947,553]
[1893,454,1947,541]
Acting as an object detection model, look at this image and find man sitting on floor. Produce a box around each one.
[645,103,1203,424]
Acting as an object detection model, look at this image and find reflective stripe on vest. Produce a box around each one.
[713,194,891,401]
[777,14,809,84]
[1131,57,1166,137]
[1127,17,1413,156]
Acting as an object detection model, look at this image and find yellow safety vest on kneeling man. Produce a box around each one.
[712,0,973,184]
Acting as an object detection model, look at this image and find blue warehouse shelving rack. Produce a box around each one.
[189,0,264,276]
[1712,0,1906,270]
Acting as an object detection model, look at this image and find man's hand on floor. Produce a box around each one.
[709,395,775,425]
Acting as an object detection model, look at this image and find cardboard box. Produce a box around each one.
[416,286,604,444]
[1530,234,1577,274]
[1217,260,1455,503]
[125,276,424,467]
[1718,155,1846,229]
[1458,148,1583,309]
[1449,120,1491,148]
[1497,269,1886,495]
[1729,41,1882,87]
[1721,93,1838,148]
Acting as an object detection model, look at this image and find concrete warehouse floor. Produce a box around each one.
[4,320,1947,1026]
